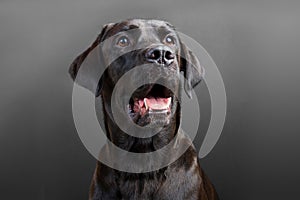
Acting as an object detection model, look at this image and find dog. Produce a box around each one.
[69,19,219,200]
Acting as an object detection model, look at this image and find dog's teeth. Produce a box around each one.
[144,98,148,110]
[167,97,172,107]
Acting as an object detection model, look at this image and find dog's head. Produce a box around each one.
[69,19,203,129]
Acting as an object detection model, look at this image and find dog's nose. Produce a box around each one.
[145,46,175,66]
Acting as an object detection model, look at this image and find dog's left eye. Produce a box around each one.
[165,35,176,45]
[117,36,130,47]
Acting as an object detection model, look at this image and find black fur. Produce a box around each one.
[70,19,218,200]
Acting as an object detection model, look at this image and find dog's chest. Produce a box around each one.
[118,172,166,200]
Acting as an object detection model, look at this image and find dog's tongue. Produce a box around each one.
[144,97,171,110]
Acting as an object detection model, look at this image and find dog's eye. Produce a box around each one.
[165,35,176,45]
[117,36,130,47]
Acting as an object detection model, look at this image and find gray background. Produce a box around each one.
[1,0,300,199]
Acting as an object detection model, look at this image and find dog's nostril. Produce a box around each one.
[165,51,175,60]
[149,50,161,60]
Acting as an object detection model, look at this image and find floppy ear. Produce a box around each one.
[179,41,204,98]
[69,23,114,96]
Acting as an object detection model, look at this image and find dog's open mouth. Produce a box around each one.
[128,84,173,118]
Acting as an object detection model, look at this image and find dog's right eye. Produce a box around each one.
[165,35,176,45]
[116,36,130,47]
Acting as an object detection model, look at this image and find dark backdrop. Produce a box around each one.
[1,0,300,199]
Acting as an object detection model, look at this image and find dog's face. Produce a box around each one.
[101,19,181,127]
[70,19,203,130]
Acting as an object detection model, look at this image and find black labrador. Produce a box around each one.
[69,19,218,200]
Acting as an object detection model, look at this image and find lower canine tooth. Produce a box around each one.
[144,98,148,110]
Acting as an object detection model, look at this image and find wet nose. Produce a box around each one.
[145,46,175,66]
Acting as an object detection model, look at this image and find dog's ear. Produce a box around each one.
[69,23,114,96]
[179,41,204,98]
